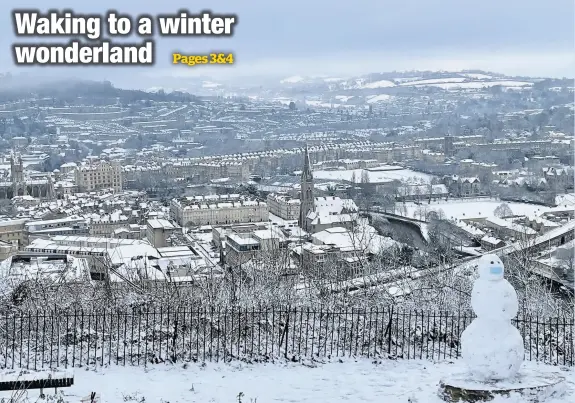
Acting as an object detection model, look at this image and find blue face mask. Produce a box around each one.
[490,266,503,275]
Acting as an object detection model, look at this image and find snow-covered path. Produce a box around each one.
[1,359,573,402]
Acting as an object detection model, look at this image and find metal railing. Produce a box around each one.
[0,307,572,369]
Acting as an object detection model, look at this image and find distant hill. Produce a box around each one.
[0,74,199,104]
[274,70,543,91]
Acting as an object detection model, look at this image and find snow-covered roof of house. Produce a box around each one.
[483,216,538,235]
[307,211,355,225]
[454,220,486,237]
[0,255,91,284]
[314,196,358,215]
[481,235,504,246]
[312,225,398,254]
[107,244,160,265]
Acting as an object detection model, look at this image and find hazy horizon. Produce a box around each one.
[1,0,574,88]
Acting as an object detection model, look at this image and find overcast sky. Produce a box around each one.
[2,0,574,86]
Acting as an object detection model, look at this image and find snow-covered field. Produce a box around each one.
[418,81,533,90]
[313,167,433,184]
[367,94,394,103]
[395,77,533,89]
[280,75,304,84]
[399,77,468,86]
[397,199,564,220]
[4,359,572,402]
[334,95,354,102]
[361,79,396,89]
[461,73,493,80]
[202,81,221,88]
[557,193,575,206]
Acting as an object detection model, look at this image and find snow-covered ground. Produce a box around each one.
[4,359,572,402]
[557,193,575,206]
[324,77,346,82]
[280,75,304,84]
[396,77,533,89]
[360,79,396,89]
[367,94,394,103]
[202,81,221,88]
[313,167,433,184]
[418,81,533,90]
[334,95,354,102]
[399,77,468,86]
[397,198,570,220]
[460,73,493,80]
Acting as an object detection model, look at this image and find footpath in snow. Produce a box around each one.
[1,359,572,402]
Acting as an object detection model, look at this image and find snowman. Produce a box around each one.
[460,254,524,381]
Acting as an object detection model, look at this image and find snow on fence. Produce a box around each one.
[0,307,572,370]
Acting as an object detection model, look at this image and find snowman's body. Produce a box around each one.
[461,254,524,381]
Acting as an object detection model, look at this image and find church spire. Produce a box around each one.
[299,145,315,232]
[302,144,313,180]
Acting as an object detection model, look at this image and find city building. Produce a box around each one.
[305,196,358,233]
[466,216,538,241]
[24,236,154,279]
[266,193,301,220]
[75,160,123,192]
[445,176,482,197]
[300,243,365,280]
[0,240,18,261]
[146,218,178,248]
[170,195,269,227]
[24,216,89,245]
[170,195,268,227]
[0,254,91,283]
[0,218,28,247]
[396,184,449,202]
[224,225,289,266]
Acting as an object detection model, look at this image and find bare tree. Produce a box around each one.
[494,203,514,218]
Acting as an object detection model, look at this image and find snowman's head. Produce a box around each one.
[477,254,504,281]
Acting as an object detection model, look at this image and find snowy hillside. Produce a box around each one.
[271,70,538,109]
[359,79,396,89]
[276,70,536,91]
[398,77,533,89]
[143,69,542,108]
[280,75,305,84]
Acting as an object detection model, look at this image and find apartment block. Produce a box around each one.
[75,160,123,192]
[146,219,178,248]
[266,193,301,220]
[25,216,89,245]
[0,218,28,247]
[170,195,268,227]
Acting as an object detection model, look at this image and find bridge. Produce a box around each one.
[368,210,430,244]
[369,210,428,225]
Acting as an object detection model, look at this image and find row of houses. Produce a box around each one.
[0,215,180,254]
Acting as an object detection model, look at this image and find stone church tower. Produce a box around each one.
[298,145,315,232]
[46,174,55,200]
[10,153,26,197]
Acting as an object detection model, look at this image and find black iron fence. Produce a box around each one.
[0,307,572,369]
